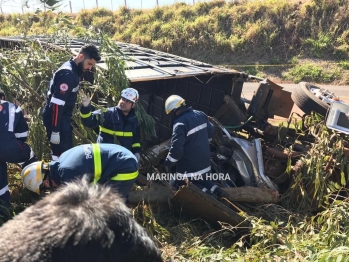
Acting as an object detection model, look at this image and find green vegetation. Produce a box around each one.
[0,0,349,84]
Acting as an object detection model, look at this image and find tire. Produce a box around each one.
[291,82,329,116]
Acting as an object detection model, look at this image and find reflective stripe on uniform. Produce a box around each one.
[99,126,133,137]
[8,103,15,132]
[210,184,218,193]
[15,131,28,138]
[167,155,178,163]
[80,112,91,118]
[132,143,141,148]
[92,143,102,183]
[111,170,138,181]
[50,97,66,106]
[187,123,207,136]
[0,185,9,196]
[173,122,184,130]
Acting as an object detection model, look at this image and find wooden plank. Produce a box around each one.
[172,184,249,228]
[222,186,279,203]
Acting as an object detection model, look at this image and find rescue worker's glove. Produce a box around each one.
[50,132,60,144]
[81,97,90,107]
[79,89,91,107]
[134,153,140,162]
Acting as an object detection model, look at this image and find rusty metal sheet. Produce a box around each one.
[172,184,247,228]
[267,89,294,118]
[266,79,294,118]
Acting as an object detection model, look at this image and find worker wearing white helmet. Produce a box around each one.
[80,87,141,162]
[163,95,227,199]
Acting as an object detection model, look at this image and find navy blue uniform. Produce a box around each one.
[165,107,214,175]
[164,108,218,193]
[0,101,34,202]
[42,59,80,159]
[80,105,141,154]
[49,144,139,198]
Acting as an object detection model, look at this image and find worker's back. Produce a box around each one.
[173,107,214,175]
[49,143,138,185]
[0,100,28,141]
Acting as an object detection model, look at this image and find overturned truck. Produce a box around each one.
[1,36,309,227]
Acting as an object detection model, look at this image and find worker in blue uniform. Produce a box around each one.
[42,44,101,160]
[0,90,37,203]
[21,143,138,199]
[163,95,228,198]
[80,88,141,162]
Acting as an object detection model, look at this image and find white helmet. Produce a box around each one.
[165,95,185,114]
[121,88,139,103]
[21,161,46,194]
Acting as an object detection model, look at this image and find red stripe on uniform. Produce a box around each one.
[52,104,59,126]
[55,104,58,126]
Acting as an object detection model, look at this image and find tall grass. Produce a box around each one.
[0,0,349,82]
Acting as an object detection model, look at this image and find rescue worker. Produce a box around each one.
[42,44,101,160]
[163,95,227,198]
[0,90,37,203]
[21,143,138,199]
[80,88,141,162]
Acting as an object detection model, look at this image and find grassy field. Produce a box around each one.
[0,0,349,84]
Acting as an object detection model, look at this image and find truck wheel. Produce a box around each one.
[291,82,330,116]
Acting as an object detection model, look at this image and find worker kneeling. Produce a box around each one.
[21,143,139,199]
[0,179,163,262]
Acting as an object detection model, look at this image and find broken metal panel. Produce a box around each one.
[228,139,256,187]
[231,138,278,190]
[232,150,253,185]
[248,79,294,119]
[172,183,248,228]
[266,82,294,119]
[255,139,279,191]
[326,101,349,134]
[210,119,278,190]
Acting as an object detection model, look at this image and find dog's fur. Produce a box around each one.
[0,179,163,262]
